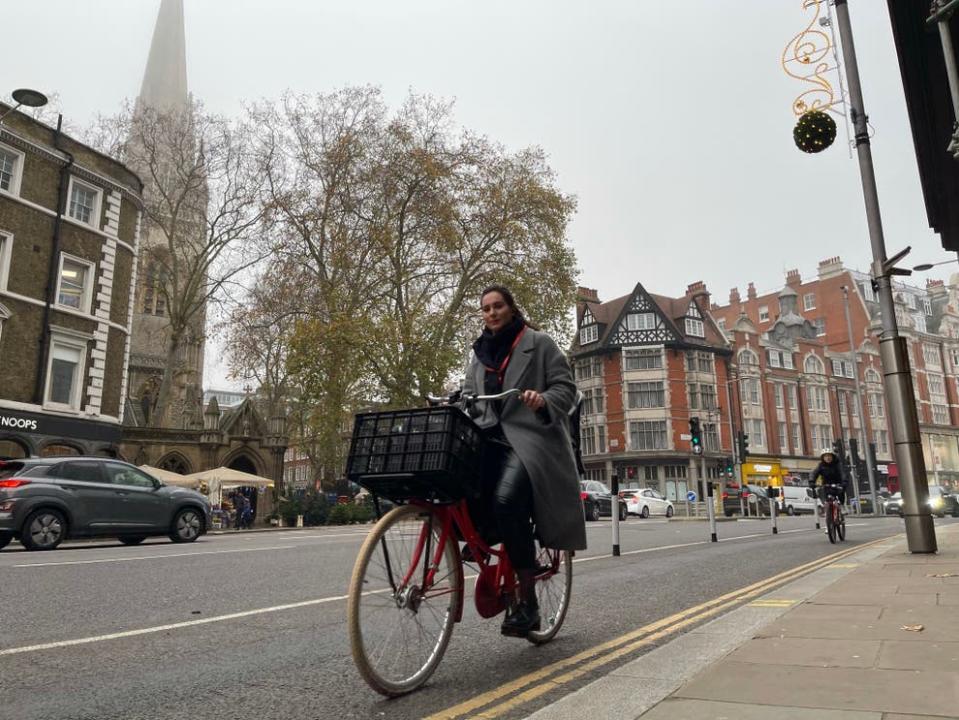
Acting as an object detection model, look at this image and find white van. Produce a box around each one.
[779,486,817,515]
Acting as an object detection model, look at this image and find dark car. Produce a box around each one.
[0,457,212,551]
[722,483,772,517]
[580,481,627,522]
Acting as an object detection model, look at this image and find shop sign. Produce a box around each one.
[0,407,120,443]
[753,464,773,473]
[0,414,39,431]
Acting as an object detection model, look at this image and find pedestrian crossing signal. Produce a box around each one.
[689,416,703,455]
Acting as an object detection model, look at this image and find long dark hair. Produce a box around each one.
[480,284,539,329]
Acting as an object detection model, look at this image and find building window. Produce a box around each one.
[624,348,662,370]
[804,354,825,374]
[787,384,798,410]
[45,337,87,410]
[746,418,765,449]
[868,392,885,419]
[768,350,781,368]
[767,349,794,369]
[579,324,598,345]
[741,377,761,405]
[811,424,832,452]
[914,313,927,333]
[933,404,949,425]
[717,318,726,331]
[791,424,803,455]
[582,388,605,415]
[581,427,597,456]
[704,422,719,451]
[686,350,714,373]
[873,429,889,456]
[807,384,828,412]
[922,298,933,316]
[67,177,101,227]
[0,145,24,195]
[627,381,665,409]
[738,348,758,367]
[778,422,788,451]
[759,306,769,322]
[812,318,826,336]
[831,358,855,379]
[0,231,11,291]
[922,343,941,368]
[664,464,687,479]
[803,292,816,311]
[627,312,658,331]
[774,384,784,408]
[598,424,607,453]
[700,384,717,410]
[685,318,705,337]
[629,420,668,450]
[575,358,603,381]
[865,368,881,383]
[56,254,95,313]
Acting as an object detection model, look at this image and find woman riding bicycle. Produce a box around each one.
[811,448,847,504]
[463,284,587,638]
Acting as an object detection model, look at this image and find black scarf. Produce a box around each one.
[472,315,526,395]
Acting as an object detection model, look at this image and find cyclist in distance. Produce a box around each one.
[811,448,847,505]
[462,284,587,638]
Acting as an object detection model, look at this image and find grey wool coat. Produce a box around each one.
[462,327,588,552]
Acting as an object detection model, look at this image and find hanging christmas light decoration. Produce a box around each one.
[793,110,837,153]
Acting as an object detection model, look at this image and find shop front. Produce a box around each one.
[923,432,959,492]
[0,407,121,459]
[741,460,785,489]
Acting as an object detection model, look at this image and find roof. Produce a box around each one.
[886,1,959,252]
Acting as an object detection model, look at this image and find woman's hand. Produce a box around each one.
[520,389,546,411]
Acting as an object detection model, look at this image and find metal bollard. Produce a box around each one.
[706,481,717,542]
[770,488,779,535]
[611,473,621,557]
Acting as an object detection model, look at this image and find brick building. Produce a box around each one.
[570,283,734,502]
[0,104,143,458]
[710,257,959,493]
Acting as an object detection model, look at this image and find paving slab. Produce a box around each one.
[523,675,679,720]
[638,698,881,720]
[726,637,880,668]
[610,631,745,681]
[877,639,959,671]
[674,661,959,717]
[936,592,959,606]
[811,592,938,607]
[787,603,883,622]
[754,616,936,642]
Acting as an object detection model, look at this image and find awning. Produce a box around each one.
[139,465,196,488]
[183,466,275,489]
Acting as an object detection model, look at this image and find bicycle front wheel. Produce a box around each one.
[526,547,573,645]
[348,504,462,696]
[826,504,837,544]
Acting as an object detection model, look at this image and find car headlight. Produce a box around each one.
[930,497,943,508]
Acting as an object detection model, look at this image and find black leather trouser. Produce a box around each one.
[483,440,537,571]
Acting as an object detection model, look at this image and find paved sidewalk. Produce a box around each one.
[529,525,959,719]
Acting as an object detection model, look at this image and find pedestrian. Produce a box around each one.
[462,284,587,638]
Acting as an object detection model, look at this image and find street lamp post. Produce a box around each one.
[841,285,879,514]
[834,0,936,552]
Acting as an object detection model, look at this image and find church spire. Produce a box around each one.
[138,0,188,110]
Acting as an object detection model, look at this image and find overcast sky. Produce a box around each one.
[4,1,957,388]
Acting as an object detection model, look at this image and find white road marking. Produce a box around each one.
[11,545,297,568]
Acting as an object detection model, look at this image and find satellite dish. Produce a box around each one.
[11,88,48,108]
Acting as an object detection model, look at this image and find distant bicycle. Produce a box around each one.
[344,389,572,697]
[820,483,846,544]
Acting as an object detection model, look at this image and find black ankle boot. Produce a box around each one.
[501,600,541,637]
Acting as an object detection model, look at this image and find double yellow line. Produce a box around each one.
[425,535,896,720]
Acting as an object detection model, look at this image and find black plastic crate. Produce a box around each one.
[346,406,484,502]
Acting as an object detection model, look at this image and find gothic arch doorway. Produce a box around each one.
[227,453,262,524]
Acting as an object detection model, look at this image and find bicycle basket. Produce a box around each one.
[346,406,484,503]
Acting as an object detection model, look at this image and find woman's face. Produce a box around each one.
[481,291,514,333]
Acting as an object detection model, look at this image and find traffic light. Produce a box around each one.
[736,430,750,461]
[725,457,734,478]
[689,416,703,455]
[849,437,861,466]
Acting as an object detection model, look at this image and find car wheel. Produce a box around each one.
[786,505,795,516]
[20,509,67,551]
[586,503,600,522]
[640,506,650,519]
[724,510,734,518]
[170,507,204,543]
[665,506,674,518]
[618,504,627,521]
[0,532,11,551]
[119,536,147,546]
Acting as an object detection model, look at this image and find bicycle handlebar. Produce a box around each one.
[427,388,522,405]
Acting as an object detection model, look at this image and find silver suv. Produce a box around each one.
[0,457,211,551]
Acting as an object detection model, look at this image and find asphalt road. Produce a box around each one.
[2,514,951,720]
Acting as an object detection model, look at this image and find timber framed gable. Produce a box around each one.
[606,284,682,347]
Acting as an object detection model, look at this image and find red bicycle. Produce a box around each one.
[345,389,573,697]
[820,484,846,544]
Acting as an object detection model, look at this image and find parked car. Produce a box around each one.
[723,483,772,517]
[0,457,212,551]
[625,488,674,518]
[884,492,902,516]
[927,485,959,517]
[580,481,627,521]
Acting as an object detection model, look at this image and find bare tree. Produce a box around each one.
[86,100,271,427]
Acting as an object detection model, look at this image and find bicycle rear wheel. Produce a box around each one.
[348,504,462,696]
[526,546,572,645]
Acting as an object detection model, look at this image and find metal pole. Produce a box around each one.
[702,450,717,541]
[770,487,778,534]
[611,473,620,557]
[841,285,878,513]
[835,0,936,552]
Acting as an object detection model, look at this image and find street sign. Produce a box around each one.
[680,433,692,440]
[686,490,698,502]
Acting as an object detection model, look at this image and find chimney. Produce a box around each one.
[576,286,600,303]
[686,280,710,306]
[927,279,947,298]
[729,287,741,305]
[747,282,757,301]
[817,256,844,280]
[786,268,802,287]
